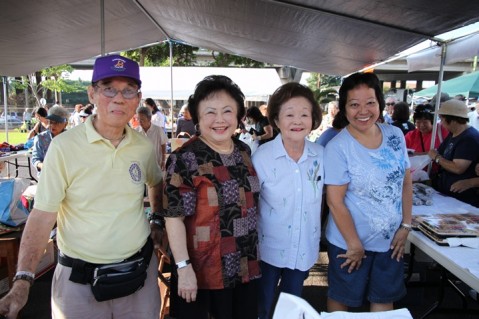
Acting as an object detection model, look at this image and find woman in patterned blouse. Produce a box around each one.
[161,75,261,319]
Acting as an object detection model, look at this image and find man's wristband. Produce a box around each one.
[434,154,442,164]
[150,218,165,228]
[13,271,35,286]
[148,211,165,226]
[176,259,191,269]
[400,223,412,231]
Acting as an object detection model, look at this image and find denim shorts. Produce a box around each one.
[327,243,406,307]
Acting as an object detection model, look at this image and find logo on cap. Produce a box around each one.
[112,58,126,72]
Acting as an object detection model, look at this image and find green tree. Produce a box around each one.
[209,52,265,67]
[11,65,83,108]
[306,73,341,104]
[124,42,199,66]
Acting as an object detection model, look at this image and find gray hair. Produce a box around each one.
[136,106,152,120]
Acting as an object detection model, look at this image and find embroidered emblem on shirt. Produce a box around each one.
[129,162,142,183]
[307,160,321,197]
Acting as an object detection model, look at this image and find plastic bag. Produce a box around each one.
[239,132,258,154]
[0,178,31,226]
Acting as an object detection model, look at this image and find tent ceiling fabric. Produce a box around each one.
[1,0,479,76]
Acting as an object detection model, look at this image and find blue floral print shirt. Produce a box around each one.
[324,123,410,252]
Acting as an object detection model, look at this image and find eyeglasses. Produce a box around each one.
[386,103,395,106]
[94,85,140,100]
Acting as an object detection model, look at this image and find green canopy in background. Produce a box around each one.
[414,71,479,99]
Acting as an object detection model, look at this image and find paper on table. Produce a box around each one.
[320,308,413,319]
[272,293,321,319]
[409,155,430,173]
[446,237,479,248]
[272,293,413,319]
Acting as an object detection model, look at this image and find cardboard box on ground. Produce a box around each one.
[0,239,56,295]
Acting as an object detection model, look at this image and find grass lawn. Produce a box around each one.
[0,130,29,145]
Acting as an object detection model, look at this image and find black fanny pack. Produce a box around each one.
[59,237,153,302]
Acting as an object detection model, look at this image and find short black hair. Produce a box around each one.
[245,106,264,122]
[187,75,245,125]
[336,73,385,126]
[34,106,48,118]
[413,104,434,123]
[392,102,410,122]
[267,82,322,131]
[440,115,469,125]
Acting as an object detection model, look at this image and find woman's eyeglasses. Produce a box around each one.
[385,102,395,106]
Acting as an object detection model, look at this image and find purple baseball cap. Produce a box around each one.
[91,54,141,87]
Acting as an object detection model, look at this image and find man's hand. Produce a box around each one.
[0,280,30,319]
[150,223,166,250]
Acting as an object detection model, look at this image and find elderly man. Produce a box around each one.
[0,55,163,318]
[31,105,69,175]
[384,96,396,124]
[136,106,168,170]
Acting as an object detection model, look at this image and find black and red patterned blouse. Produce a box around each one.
[162,136,261,289]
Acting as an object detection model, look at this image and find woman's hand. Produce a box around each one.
[177,265,198,303]
[390,228,409,262]
[337,243,365,273]
[428,149,438,161]
[450,179,473,193]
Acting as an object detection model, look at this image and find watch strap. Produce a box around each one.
[176,259,191,269]
[13,271,35,286]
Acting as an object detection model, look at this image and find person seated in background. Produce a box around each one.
[136,106,168,170]
[32,105,69,175]
[246,106,274,145]
[27,106,49,139]
[391,101,415,135]
[428,99,479,207]
[175,104,196,138]
[405,104,449,154]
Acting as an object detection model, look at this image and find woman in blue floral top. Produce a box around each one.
[324,73,412,312]
[252,83,324,319]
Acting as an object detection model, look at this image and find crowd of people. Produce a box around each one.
[0,53,478,319]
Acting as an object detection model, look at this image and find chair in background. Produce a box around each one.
[156,231,171,319]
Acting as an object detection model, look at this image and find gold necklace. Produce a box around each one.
[199,136,234,154]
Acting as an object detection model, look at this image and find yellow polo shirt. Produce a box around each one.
[34,117,161,263]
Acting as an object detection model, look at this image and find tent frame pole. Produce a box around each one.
[169,40,175,138]
[429,42,447,150]
[427,42,447,174]
[3,76,8,142]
